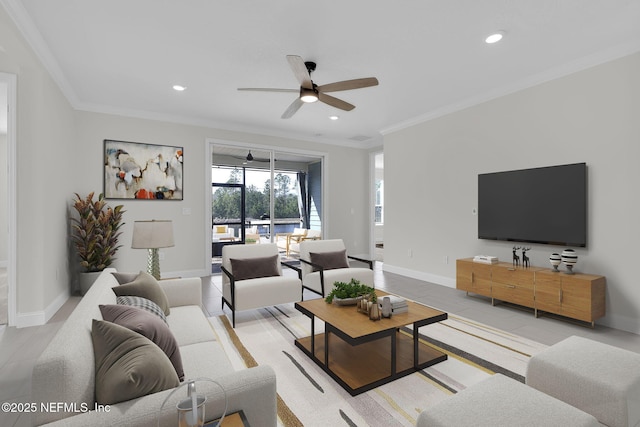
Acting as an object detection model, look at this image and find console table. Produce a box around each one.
[456,258,605,327]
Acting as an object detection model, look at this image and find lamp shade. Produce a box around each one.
[131,220,175,249]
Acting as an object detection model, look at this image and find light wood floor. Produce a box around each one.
[2,262,640,426]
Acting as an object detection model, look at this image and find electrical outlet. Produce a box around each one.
[408,248,413,258]
[159,251,165,260]
[444,255,449,264]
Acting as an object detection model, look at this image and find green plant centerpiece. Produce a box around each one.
[325,278,376,304]
[71,192,125,273]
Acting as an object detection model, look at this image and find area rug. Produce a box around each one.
[208,303,547,427]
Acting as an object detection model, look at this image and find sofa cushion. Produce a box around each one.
[167,305,217,347]
[117,295,167,324]
[99,304,185,381]
[112,271,171,315]
[230,254,280,281]
[91,319,179,405]
[309,249,349,271]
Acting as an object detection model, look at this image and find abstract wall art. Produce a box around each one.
[104,139,183,200]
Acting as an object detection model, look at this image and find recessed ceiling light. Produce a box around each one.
[329,115,339,121]
[485,31,505,44]
[172,85,187,91]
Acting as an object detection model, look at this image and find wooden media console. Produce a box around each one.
[456,258,605,327]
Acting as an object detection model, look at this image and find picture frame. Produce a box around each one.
[103,139,183,200]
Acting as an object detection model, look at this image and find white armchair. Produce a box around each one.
[295,239,374,298]
[221,243,301,327]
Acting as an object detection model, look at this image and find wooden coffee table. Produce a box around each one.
[294,291,448,396]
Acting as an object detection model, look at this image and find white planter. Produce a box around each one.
[79,271,102,295]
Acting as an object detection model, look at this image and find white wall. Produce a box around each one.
[384,52,640,333]
[1,3,371,326]
[75,111,371,281]
[1,5,77,326]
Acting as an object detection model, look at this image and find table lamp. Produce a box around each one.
[131,220,174,279]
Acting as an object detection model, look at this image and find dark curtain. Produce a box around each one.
[297,172,310,229]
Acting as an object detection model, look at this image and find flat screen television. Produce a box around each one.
[478,163,587,247]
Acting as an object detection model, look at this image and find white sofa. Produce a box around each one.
[31,268,277,426]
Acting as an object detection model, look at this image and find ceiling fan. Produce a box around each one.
[228,150,274,164]
[238,55,379,119]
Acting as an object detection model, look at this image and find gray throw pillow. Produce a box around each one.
[310,249,349,272]
[99,304,184,381]
[111,272,138,285]
[91,319,179,405]
[116,295,167,324]
[230,254,280,281]
[112,271,170,315]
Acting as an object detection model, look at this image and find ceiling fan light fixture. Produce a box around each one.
[300,88,318,103]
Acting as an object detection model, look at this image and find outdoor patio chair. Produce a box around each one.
[276,227,307,256]
[288,229,321,256]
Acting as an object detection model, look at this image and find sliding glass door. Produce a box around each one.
[210,144,323,264]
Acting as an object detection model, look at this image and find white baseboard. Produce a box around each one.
[382,263,456,288]
[16,288,70,328]
[163,269,208,280]
[597,312,640,335]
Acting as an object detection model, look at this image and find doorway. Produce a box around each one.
[371,151,384,262]
[0,72,16,327]
[209,143,324,272]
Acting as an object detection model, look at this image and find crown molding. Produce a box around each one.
[0,0,80,106]
[1,0,380,151]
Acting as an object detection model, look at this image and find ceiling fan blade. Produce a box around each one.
[317,77,379,93]
[237,88,298,93]
[281,98,304,119]
[286,55,313,89]
[318,92,355,111]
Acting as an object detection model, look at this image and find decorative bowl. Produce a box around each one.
[561,249,578,274]
[332,296,361,306]
[549,253,562,272]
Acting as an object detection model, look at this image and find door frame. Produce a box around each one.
[1,72,17,326]
[205,138,327,272]
[369,150,383,258]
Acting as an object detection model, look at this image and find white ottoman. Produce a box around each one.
[416,374,600,427]
[526,335,640,427]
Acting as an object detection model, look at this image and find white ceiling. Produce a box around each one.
[3,0,640,146]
